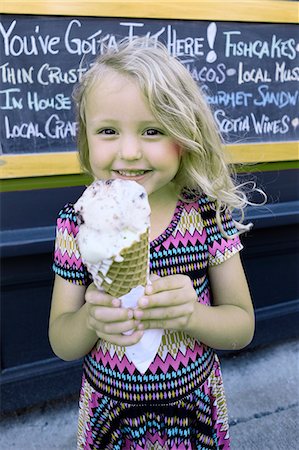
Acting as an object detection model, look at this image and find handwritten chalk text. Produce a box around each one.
[254,85,299,108]
[224,31,296,60]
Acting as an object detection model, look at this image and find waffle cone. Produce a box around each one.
[99,228,149,297]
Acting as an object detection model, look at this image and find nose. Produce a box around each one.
[119,135,142,161]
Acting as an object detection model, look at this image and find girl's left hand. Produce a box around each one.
[133,274,198,331]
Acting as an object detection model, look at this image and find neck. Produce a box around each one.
[149,183,179,213]
[148,183,180,241]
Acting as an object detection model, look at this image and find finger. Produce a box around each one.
[85,287,120,307]
[145,274,191,295]
[98,320,140,334]
[138,288,196,309]
[96,330,144,347]
[141,316,190,331]
[87,313,133,332]
[134,303,193,321]
[148,273,160,283]
[90,306,134,323]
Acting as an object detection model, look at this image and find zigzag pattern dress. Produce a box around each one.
[53,194,243,450]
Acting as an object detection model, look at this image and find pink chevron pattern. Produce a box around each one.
[53,204,91,285]
[78,359,229,449]
[90,337,207,377]
[208,236,243,266]
[162,228,207,251]
[53,196,242,449]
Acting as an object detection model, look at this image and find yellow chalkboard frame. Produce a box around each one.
[0,0,298,179]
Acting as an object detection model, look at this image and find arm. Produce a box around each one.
[134,253,254,351]
[186,252,255,350]
[49,275,98,361]
[49,275,144,361]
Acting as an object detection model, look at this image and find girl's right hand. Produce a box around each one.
[85,283,144,346]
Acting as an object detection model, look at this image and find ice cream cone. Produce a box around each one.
[74,179,151,298]
[97,228,150,297]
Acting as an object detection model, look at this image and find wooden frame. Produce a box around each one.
[2,1,298,23]
[0,1,298,179]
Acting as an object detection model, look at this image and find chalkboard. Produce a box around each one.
[0,14,298,155]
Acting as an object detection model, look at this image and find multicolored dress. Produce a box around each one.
[53,194,243,450]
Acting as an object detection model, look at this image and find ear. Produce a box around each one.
[176,143,183,158]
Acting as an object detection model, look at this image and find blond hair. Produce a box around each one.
[73,37,259,233]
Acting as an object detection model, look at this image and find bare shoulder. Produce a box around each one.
[49,275,87,325]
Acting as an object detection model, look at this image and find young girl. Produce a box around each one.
[49,37,256,450]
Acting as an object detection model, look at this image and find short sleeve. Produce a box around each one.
[201,200,244,266]
[52,204,91,285]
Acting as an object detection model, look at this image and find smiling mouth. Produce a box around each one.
[113,169,151,178]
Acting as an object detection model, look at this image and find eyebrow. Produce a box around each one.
[89,119,162,127]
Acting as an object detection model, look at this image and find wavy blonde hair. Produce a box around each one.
[73,37,258,233]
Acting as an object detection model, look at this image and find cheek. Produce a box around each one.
[88,140,112,167]
[164,143,182,169]
[151,142,181,167]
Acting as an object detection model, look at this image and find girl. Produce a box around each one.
[49,37,256,450]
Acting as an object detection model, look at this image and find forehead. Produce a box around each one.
[87,69,137,98]
[85,69,155,119]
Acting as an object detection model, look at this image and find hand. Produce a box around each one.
[133,274,198,331]
[85,283,144,346]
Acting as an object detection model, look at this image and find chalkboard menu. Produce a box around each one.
[0,15,298,155]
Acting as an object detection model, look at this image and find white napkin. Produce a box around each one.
[120,285,163,374]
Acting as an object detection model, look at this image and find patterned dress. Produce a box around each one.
[53,194,243,450]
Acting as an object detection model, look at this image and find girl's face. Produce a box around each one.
[85,71,181,200]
